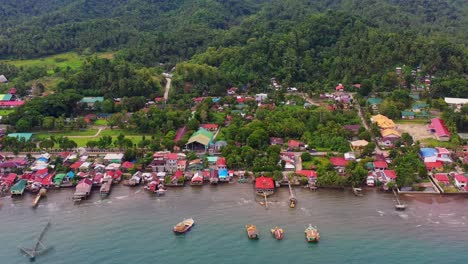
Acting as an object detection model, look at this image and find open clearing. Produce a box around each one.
[397,123,434,141]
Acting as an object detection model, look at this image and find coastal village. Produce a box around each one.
[0,65,467,211]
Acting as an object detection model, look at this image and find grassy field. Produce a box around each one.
[420,138,458,149]
[34,129,99,139]
[2,51,115,73]
[0,109,15,116]
[94,119,108,126]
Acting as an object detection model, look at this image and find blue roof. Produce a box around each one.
[37,157,48,162]
[420,148,437,158]
[66,171,75,179]
[218,169,228,178]
[212,97,221,103]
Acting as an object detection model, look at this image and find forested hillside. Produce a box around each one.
[0,0,466,96]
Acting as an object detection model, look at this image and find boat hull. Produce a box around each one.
[305,225,320,243]
[173,219,195,234]
[246,224,259,239]
[271,227,284,240]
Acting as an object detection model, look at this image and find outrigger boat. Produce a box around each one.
[173,218,194,234]
[270,227,284,240]
[305,224,320,243]
[245,224,259,239]
[352,186,363,197]
[289,197,297,208]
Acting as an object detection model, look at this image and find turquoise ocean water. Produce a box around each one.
[1,183,467,264]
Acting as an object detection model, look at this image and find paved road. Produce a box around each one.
[164,77,172,101]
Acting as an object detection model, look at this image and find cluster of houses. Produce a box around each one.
[320,83,354,110]
[370,114,402,147]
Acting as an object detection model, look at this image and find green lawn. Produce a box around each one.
[2,51,115,72]
[94,119,108,126]
[34,129,99,139]
[396,119,430,125]
[420,138,458,149]
[70,135,145,147]
[0,109,14,116]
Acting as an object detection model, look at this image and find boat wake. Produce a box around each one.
[377,210,385,216]
[134,190,141,194]
[300,207,311,216]
[115,195,128,200]
[398,213,408,219]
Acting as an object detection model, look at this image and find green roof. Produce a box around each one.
[409,94,420,100]
[401,111,415,116]
[0,94,13,101]
[412,102,428,110]
[367,98,383,105]
[54,173,66,185]
[207,156,218,163]
[8,133,33,141]
[415,111,429,117]
[80,97,104,103]
[11,179,27,194]
[187,129,214,147]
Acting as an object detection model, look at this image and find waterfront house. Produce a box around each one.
[165,153,179,173]
[381,170,397,182]
[188,159,203,171]
[373,160,388,171]
[121,161,134,172]
[218,169,229,182]
[434,173,450,185]
[454,174,467,189]
[330,157,348,174]
[255,176,275,195]
[288,140,306,151]
[270,137,284,146]
[73,178,92,201]
[428,118,451,141]
[424,161,443,172]
[177,160,187,171]
[296,170,317,179]
[216,157,227,170]
[151,152,166,172]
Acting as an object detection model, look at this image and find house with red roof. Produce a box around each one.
[330,157,348,173]
[227,87,238,95]
[425,161,443,172]
[382,170,397,182]
[165,153,179,173]
[296,170,317,178]
[0,101,25,108]
[70,161,83,170]
[270,137,284,146]
[216,157,227,170]
[288,139,306,150]
[200,124,219,131]
[434,173,450,185]
[177,160,187,171]
[121,161,134,172]
[373,160,388,171]
[335,83,345,92]
[428,118,451,141]
[255,176,275,195]
[454,174,467,189]
[193,97,205,104]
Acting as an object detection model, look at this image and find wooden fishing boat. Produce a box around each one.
[270,227,284,240]
[289,196,297,208]
[173,218,194,234]
[352,187,363,197]
[245,224,259,239]
[32,188,47,208]
[305,224,320,243]
[190,173,204,186]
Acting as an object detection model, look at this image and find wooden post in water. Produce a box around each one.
[263,192,268,208]
[392,188,406,210]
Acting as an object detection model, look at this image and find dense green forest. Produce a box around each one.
[0,0,466,96]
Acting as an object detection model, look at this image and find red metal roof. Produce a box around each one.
[216,157,226,166]
[373,161,388,169]
[383,170,397,179]
[177,159,186,166]
[121,161,134,169]
[70,161,83,169]
[5,173,16,185]
[0,101,24,107]
[434,173,449,183]
[288,139,304,148]
[296,170,317,178]
[455,174,467,183]
[429,118,451,138]
[330,157,348,167]
[425,161,443,169]
[173,170,183,179]
[200,124,219,130]
[166,153,178,160]
[255,176,274,189]
[335,83,345,91]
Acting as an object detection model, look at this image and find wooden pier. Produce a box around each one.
[32,188,47,208]
[20,221,51,260]
[393,189,406,210]
[288,181,297,208]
